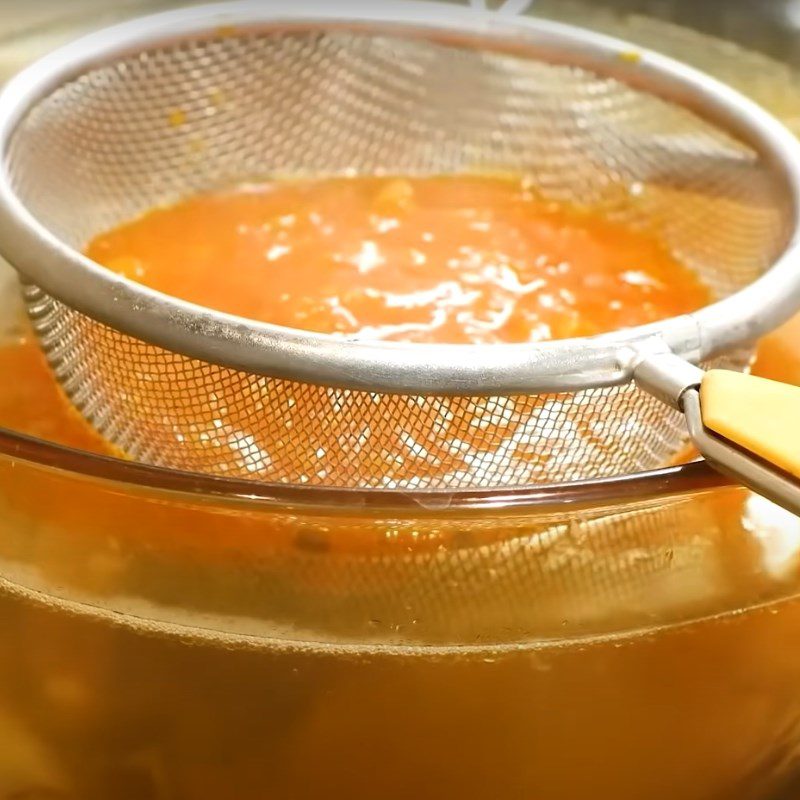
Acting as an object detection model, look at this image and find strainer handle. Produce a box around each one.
[635,353,800,516]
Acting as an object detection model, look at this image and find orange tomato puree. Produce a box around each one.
[86,176,709,343]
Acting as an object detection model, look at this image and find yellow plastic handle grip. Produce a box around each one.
[700,370,800,479]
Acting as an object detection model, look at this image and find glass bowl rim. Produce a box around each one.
[0,421,732,513]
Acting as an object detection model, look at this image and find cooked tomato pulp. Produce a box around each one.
[87,176,709,343]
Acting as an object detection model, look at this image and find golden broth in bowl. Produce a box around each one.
[0,343,799,799]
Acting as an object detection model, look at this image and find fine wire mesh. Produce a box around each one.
[6,24,790,488]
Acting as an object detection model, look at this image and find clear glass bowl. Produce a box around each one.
[2,2,800,799]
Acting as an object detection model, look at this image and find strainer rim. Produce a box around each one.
[0,1,799,394]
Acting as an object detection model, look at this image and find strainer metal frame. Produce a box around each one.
[0,0,799,396]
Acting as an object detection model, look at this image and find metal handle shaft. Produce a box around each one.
[634,351,800,516]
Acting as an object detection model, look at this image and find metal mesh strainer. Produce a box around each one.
[0,1,799,503]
